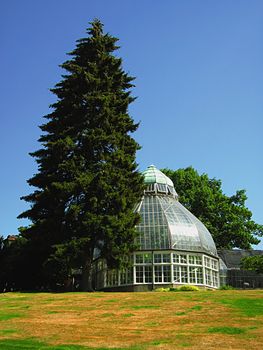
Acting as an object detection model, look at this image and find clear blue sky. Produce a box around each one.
[1,0,262,248]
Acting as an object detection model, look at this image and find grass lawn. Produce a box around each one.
[0,290,262,349]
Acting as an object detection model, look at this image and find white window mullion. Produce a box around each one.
[202,255,206,285]
[171,254,174,284]
[187,255,189,284]
[179,265,182,283]
[210,269,213,287]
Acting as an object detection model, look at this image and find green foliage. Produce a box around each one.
[241,255,263,274]
[176,285,199,292]
[162,167,263,249]
[154,287,170,292]
[0,235,36,291]
[154,286,199,292]
[219,285,235,290]
[43,239,83,289]
[17,19,144,290]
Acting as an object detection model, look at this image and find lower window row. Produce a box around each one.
[104,265,219,288]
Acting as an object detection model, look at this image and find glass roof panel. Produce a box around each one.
[136,196,170,250]
[142,165,174,187]
[142,165,178,198]
[136,194,217,256]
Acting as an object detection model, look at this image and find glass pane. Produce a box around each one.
[189,266,196,283]
[136,266,144,283]
[135,254,144,264]
[144,253,152,264]
[204,256,210,267]
[154,265,162,283]
[180,255,187,264]
[162,253,171,263]
[196,267,203,284]
[205,268,212,286]
[144,266,153,283]
[173,266,180,282]
[157,184,166,193]
[163,265,171,282]
[196,256,202,265]
[188,255,195,264]
[173,254,180,263]
[211,259,218,270]
[154,253,162,263]
[181,266,188,283]
[136,196,169,250]
[212,270,218,287]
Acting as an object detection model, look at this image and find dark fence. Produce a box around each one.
[227,269,263,289]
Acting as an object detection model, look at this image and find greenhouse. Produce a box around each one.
[94,165,220,290]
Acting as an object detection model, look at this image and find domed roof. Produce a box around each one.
[136,166,218,256]
[142,165,178,198]
[143,165,174,187]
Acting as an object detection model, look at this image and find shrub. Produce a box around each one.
[177,285,199,292]
[155,285,200,292]
[154,288,170,292]
[219,285,234,290]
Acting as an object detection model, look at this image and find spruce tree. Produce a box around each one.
[18,19,144,291]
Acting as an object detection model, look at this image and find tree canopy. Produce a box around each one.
[162,167,263,249]
[18,19,144,290]
[241,255,263,274]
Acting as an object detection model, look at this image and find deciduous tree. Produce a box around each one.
[241,255,263,274]
[162,167,263,249]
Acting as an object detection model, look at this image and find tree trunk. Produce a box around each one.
[81,257,94,292]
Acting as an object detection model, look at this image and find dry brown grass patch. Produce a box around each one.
[0,291,262,349]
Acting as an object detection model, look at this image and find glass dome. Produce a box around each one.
[136,165,218,257]
[94,165,220,290]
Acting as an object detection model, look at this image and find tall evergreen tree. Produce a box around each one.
[18,19,144,291]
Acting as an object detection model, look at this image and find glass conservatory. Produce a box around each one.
[94,165,220,290]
